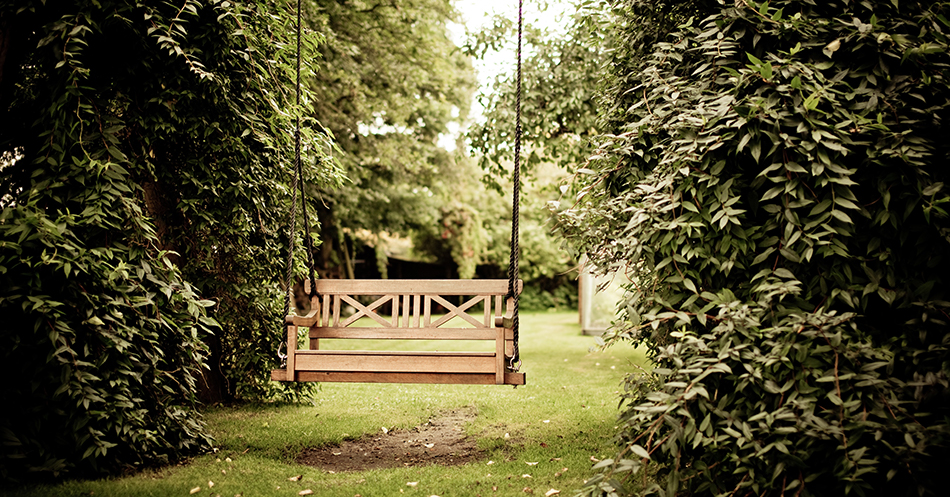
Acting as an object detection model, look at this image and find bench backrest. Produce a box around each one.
[286,279,522,340]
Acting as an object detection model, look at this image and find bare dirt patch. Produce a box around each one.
[296,407,482,472]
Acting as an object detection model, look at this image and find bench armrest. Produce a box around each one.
[493,295,517,328]
[285,309,319,327]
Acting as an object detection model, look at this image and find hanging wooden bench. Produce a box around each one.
[270,279,525,385]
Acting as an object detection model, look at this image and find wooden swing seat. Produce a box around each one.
[270,279,525,385]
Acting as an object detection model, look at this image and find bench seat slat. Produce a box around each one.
[271,369,526,385]
[294,350,495,374]
[309,328,516,340]
[295,350,495,356]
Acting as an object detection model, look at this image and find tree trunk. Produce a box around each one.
[142,178,228,403]
[142,180,180,265]
[340,233,355,279]
[196,332,228,404]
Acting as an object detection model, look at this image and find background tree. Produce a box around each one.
[471,162,579,310]
[555,1,950,495]
[304,0,482,278]
[460,2,606,306]
[299,0,581,294]
[0,0,338,476]
[465,1,606,182]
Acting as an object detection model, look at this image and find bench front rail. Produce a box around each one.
[270,279,525,385]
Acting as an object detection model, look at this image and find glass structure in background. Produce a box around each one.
[578,258,627,336]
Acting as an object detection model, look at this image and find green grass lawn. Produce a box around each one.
[3,310,648,497]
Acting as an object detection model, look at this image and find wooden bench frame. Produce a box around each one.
[270,279,525,385]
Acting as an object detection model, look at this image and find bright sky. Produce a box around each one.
[451,0,572,85]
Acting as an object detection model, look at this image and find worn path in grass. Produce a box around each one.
[3,310,648,497]
[296,406,480,472]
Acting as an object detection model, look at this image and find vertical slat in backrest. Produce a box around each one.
[390,295,398,327]
[321,295,329,327]
[401,295,410,327]
[412,294,421,328]
[423,295,432,327]
[331,295,339,326]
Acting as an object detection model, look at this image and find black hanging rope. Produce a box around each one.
[297,164,318,296]
[280,0,309,363]
[507,0,523,371]
[295,0,318,294]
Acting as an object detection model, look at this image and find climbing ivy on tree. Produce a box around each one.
[0,0,338,476]
[556,0,950,495]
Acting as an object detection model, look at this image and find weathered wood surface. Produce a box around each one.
[294,350,495,373]
[270,369,526,385]
[307,279,522,295]
[286,280,524,328]
[272,279,524,386]
[307,328,516,340]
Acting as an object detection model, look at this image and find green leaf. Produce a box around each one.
[738,133,751,152]
[809,199,832,216]
[750,140,762,163]
[761,186,783,201]
[631,444,651,460]
[834,197,860,210]
[830,210,853,224]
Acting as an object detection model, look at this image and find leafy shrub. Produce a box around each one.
[558,0,950,495]
[519,282,579,311]
[0,172,214,477]
[0,0,335,477]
